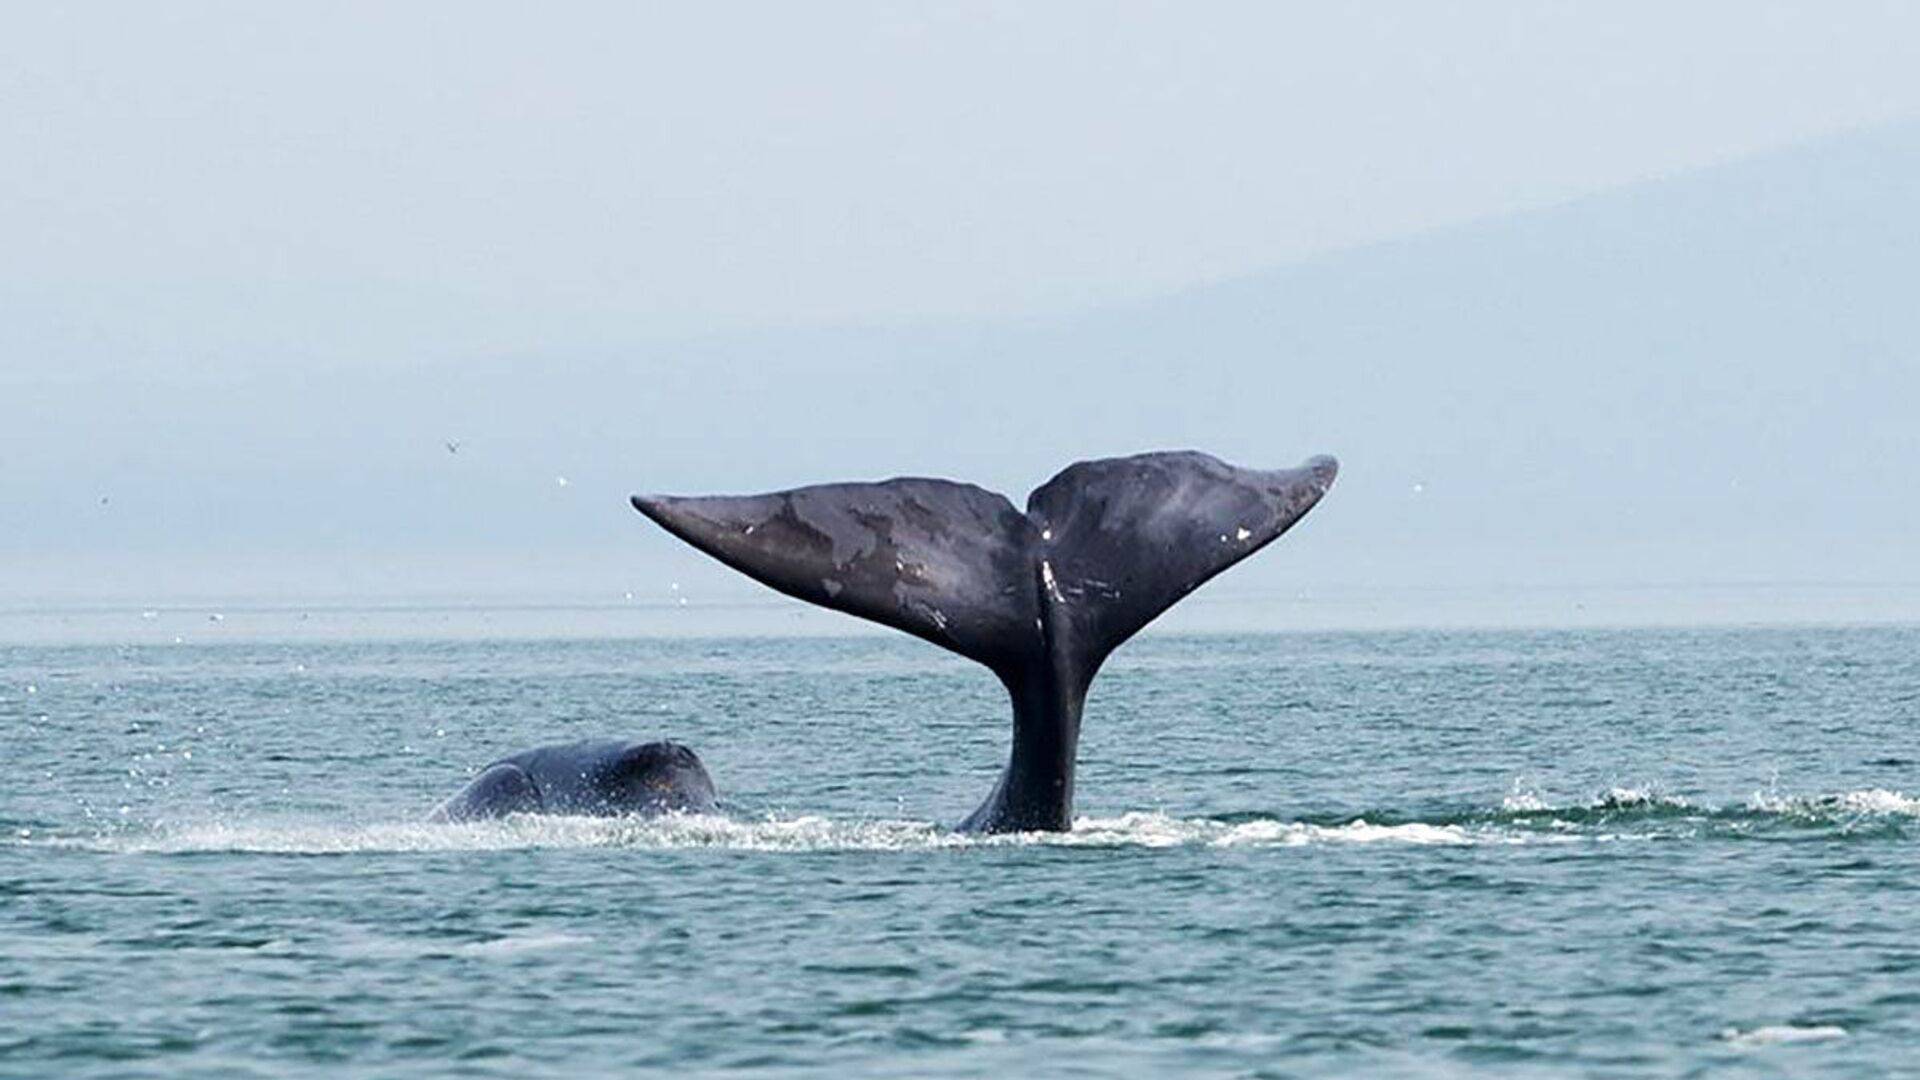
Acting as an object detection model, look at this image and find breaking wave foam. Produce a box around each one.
[48,811,1474,856]
[1494,786,1920,831]
[24,787,1919,856]
[1721,1024,1849,1048]
[1746,787,1920,817]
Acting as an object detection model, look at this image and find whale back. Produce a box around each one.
[428,739,718,822]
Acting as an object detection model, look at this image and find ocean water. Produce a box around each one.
[4,623,1920,1077]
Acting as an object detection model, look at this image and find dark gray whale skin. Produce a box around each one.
[632,450,1337,834]
[428,739,717,822]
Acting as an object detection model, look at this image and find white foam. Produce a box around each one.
[1501,791,1551,812]
[43,786,1917,858]
[1207,818,1471,847]
[1746,788,1920,817]
[55,810,1487,856]
[83,814,951,855]
[1832,789,1920,814]
[1721,1024,1849,1048]
[1593,787,1692,810]
[457,932,593,957]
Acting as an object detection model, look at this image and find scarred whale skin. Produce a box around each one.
[429,739,717,822]
[633,450,1337,833]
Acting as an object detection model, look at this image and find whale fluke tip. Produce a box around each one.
[1307,455,1339,489]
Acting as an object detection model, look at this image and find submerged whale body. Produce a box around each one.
[633,449,1338,834]
[430,739,717,822]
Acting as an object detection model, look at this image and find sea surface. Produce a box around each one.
[5,621,1920,1077]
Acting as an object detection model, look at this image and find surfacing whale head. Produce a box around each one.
[429,738,718,822]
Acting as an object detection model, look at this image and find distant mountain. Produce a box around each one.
[7,121,1916,602]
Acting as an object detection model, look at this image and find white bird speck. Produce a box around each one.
[555,476,570,488]
[1235,527,1252,541]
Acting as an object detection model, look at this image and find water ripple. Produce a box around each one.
[21,787,1919,857]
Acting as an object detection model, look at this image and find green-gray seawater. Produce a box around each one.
[5,626,1919,1077]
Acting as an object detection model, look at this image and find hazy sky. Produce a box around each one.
[5,3,1919,618]
[6,1,1920,369]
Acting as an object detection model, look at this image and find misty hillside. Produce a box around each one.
[6,121,1916,601]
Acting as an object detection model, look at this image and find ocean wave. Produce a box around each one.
[42,810,1478,856]
[1499,786,1694,818]
[22,787,1919,856]
[457,932,595,957]
[1720,1024,1849,1048]
[1491,786,1920,832]
[1745,788,1920,818]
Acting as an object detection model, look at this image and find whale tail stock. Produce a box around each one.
[632,451,1338,833]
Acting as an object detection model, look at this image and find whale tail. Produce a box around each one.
[632,451,1337,832]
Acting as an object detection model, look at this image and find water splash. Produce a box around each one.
[1720,1024,1849,1048]
[46,811,1477,856]
[26,787,1919,856]
[457,933,594,957]
[1488,786,1920,834]
[1746,787,1920,817]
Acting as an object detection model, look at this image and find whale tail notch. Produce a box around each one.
[632,451,1337,831]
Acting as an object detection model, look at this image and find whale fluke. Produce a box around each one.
[635,478,1042,671]
[633,450,1337,833]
